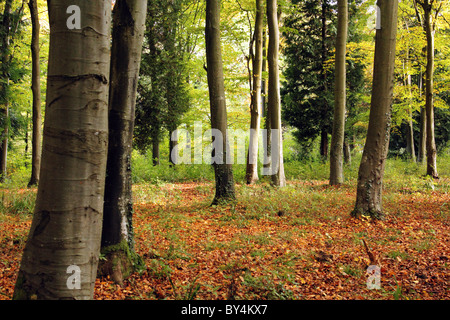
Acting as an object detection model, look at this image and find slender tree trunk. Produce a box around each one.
[267,0,285,187]
[152,138,160,166]
[205,0,236,204]
[0,0,12,182]
[343,136,351,165]
[99,0,147,285]
[14,0,111,300]
[417,69,426,163]
[27,0,42,187]
[320,0,329,160]
[352,0,398,219]
[423,4,438,178]
[246,0,263,185]
[262,29,271,174]
[330,0,348,185]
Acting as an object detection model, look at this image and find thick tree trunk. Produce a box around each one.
[14,0,111,300]
[205,0,236,204]
[330,0,348,185]
[423,5,438,178]
[27,0,42,187]
[99,0,147,285]
[352,0,398,219]
[246,0,263,185]
[266,0,286,187]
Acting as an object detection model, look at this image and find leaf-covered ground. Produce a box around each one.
[0,180,449,300]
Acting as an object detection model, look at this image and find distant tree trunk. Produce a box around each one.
[330,0,348,185]
[0,0,12,182]
[423,2,438,178]
[246,0,263,185]
[343,136,351,165]
[262,29,271,174]
[14,0,111,300]
[205,0,236,204]
[99,0,147,285]
[320,0,329,161]
[267,0,285,187]
[418,105,426,163]
[320,129,328,160]
[352,0,398,220]
[417,69,426,163]
[27,0,42,187]
[152,138,160,166]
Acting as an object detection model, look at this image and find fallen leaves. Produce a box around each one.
[0,180,449,300]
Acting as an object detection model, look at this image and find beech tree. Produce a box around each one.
[266,0,285,187]
[352,0,399,219]
[99,0,147,285]
[246,0,264,185]
[14,0,111,300]
[413,0,442,179]
[329,0,348,186]
[205,0,236,204]
[27,0,41,187]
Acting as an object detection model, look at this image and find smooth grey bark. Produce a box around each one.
[414,0,440,178]
[27,0,42,187]
[99,0,147,285]
[266,0,285,187]
[352,0,398,219]
[246,0,264,185]
[14,0,111,300]
[205,0,236,204]
[329,0,348,186]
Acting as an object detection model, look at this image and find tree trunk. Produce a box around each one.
[418,105,426,163]
[423,4,438,178]
[417,67,426,163]
[330,0,348,185]
[205,0,236,204]
[0,0,12,182]
[27,0,42,187]
[266,0,285,187]
[262,29,271,174]
[352,0,398,219]
[246,0,263,185]
[99,0,147,286]
[14,0,111,300]
[152,138,160,166]
[343,136,351,165]
[320,129,328,160]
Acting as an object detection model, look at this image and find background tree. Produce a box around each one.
[352,0,399,219]
[329,0,348,185]
[99,0,147,286]
[266,0,285,187]
[246,0,264,185]
[14,0,111,299]
[27,0,41,187]
[205,0,236,204]
[281,0,335,160]
[413,0,444,179]
[0,0,25,182]
[134,0,191,165]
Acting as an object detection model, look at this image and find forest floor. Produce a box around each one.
[0,179,449,300]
